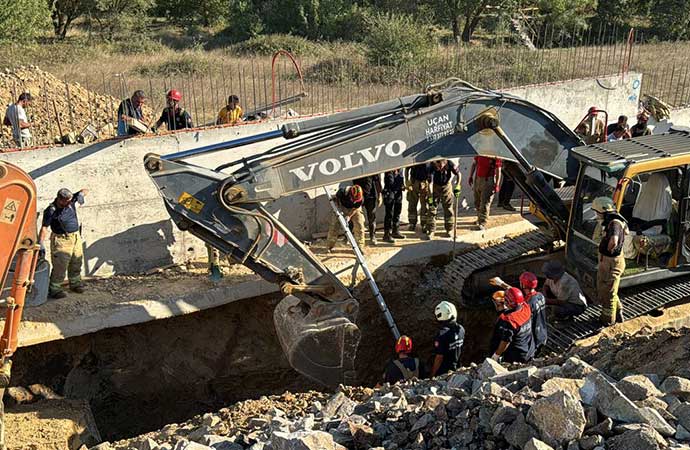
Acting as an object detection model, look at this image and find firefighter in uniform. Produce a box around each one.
[430,301,465,377]
[382,168,405,243]
[326,185,365,251]
[382,335,424,384]
[353,175,382,245]
[406,164,431,231]
[593,196,628,325]
[423,159,461,239]
[490,287,535,363]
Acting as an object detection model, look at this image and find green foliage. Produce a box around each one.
[363,12,436,68]
[157,0,227,27]
[0,0,51,41]
[89,0,155,40]
[537,0,597,33]
[230,33,326,56]
[650,0,690,40]
[137,52,211,76]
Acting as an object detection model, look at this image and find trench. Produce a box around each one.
[8,260,501,441]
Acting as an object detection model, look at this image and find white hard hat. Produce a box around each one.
[592,196,616,213]
[435,301,457,321]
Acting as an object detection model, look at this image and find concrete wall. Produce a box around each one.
[0,74,642,276]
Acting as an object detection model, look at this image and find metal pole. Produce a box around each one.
[323,187,401,341]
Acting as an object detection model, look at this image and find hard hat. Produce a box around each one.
[519,272,538,290]
[492,290,505,302]
[588,106,598,114]
[57,188,72,199]
[504,287,525,309]
[435,301,457,321]
[395,335,413,354]
[167,89,182,101]
[592,196,616,214]
[349,185,364,203]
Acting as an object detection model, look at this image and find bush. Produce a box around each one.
[363,12,436,68]
[230,34,326,56]
[114,35,168,55]
[0,0,51,41]
[137,53,211,76]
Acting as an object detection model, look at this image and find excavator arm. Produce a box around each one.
[0,161,39,449]
[144,80,583,387]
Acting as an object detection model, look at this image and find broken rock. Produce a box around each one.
[618,375,663,401]
[540,378,585,402]
[527,391,586,447]
[479,358,508,379]
[606,425,664,450]
[580,373,646,423]
[661,377,690,398]
[272,430,346,450]
[524,438,554,450]
[504,412,538,448]
[321,393,356,419]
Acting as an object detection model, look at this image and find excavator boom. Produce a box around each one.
[144,80,583,386]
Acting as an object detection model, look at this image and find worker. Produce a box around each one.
[606,115,630,137]
[3,92,33,148]
[497,165,516,212]
[489,287,535,363]
[382,168,405,243]
[353,175,382,245]
[582,106,606,144]
[207,245,222,281]
[117,90,146,136]
[326,185,365,251]
[630,112,652,137]
[382,335,424,384]
[152,89,193,132]
[593,196,628,325]
[607,124,627,142]
[39,188,88,299]
[406,164,431,232]
[489,272,548,354]
[429,301,464,378]
[468,156,501,230]
[542,260,587,320]
[423,159,461,239]
[216,95,243,125]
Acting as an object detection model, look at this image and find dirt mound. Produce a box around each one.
[0,66,152,149]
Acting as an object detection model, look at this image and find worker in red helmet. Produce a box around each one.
[382,335,424,384]
[491,273,548,354]
[580,106,606,144]
[326,184,366,251]
[489,287,535,363]
[152,89,194,132]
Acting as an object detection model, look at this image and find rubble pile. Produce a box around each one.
[104,352,690,450]
[0,66,150,148]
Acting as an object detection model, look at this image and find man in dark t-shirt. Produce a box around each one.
[152,89,193,132]
[430,301,465,377]
[489,287,535,363]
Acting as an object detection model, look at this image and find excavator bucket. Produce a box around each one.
[273,295,360,388]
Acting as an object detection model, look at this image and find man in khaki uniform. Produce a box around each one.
[468,156,502,230]
[39,188,88,299]
[326,185,365,251]
[423,160,461,239]
[593,196,627,325]
[206,245,222,281]
[405,164,431,231]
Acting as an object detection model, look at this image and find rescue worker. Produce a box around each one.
[489,272,548,354]
[606,115,630,137]
[39,188,88,299]
[382,335,424,384]
[326,185,365,251]
[582,106,606,144]
[382,168,405,243]
[542,260,587,320]
[216,94,243,125]
[489,287,535,363]
[498,169,516,212]
[207,245,222,281]
[593,196,628,325]
[4,92,33,147]
[117,90,146,136]
[430,301,465,377]
[353,175,382,245]
[630,112,652,137]
[423,159,461,239]
[406,164,431,232]
[468,156,501,230]
[152,89,193,132]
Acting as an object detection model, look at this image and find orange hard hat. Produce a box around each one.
[395,335,413,354]
[167,89,182,101]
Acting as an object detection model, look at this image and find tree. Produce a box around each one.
[363,12,435,67]
[48,0,88,38]
[650,0,690,40]
[88,0,154,40]
[0,0,51,41]
[158,0,227,27]
[431,0,505,42]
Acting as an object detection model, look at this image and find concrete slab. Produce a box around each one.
[10,213,535,348]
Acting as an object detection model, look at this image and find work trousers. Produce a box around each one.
[362,196,377,236]
[598,254,625,325]
[425,183,454,234]
[498,178,515,206]
[474,176,496,225]
[49,231,83,294]
[384,192,403,232]
[407,180,429,227]
[327,206,365,248]
[206,244,220,270]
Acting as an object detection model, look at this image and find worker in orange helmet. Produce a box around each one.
[326,184,366,251]
[152,89,193,132]
[382,335,425,384]
[489,287,535,363]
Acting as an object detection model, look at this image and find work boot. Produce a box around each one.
[391,228,405,239]
[502,203,517,212]
[209,265,223,282]
[70,285,85,294]
[49,290,67,299]
[383,230,395,243]
[408,223,416,232]
[615,305,624,323]
[476,223,486,231]
[369,232,377,246]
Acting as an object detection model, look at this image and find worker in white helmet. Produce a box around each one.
[429,301,465,377]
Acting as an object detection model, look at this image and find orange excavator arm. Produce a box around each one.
[0,161,38,449]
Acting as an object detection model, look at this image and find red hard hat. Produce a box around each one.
[395,335,413,354]
[505,287,525,309]
[349,185,363,203]
[588,106,598,114]
[167,89,182,101]
[519,272,538,290]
